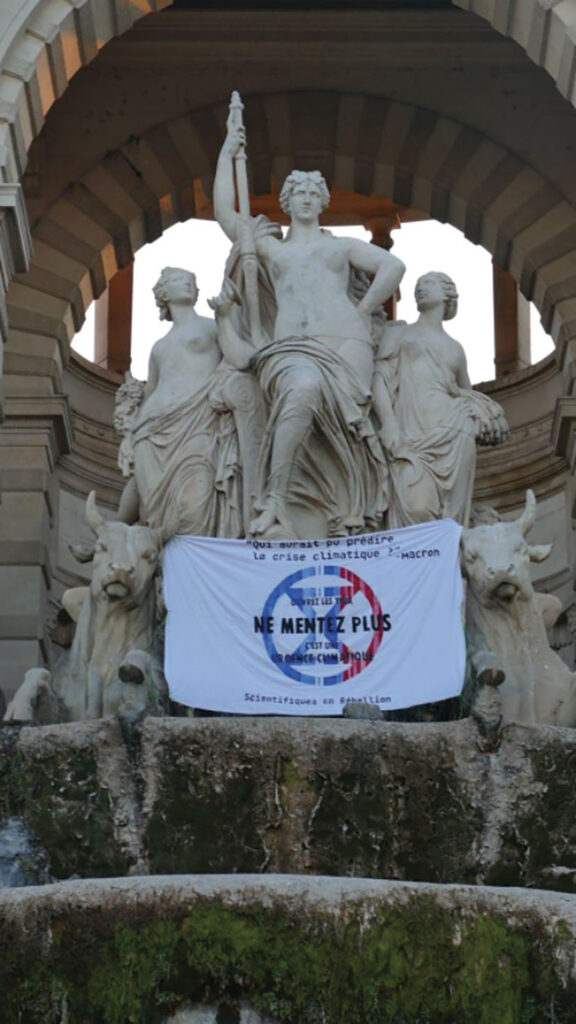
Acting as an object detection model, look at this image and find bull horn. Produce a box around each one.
[518,489,536,536]
[85,490,104,535]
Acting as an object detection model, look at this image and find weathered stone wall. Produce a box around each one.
[1,874,576,1023]
[3,716,576,893]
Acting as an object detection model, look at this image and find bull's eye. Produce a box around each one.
[141,549,155,561]
[467,550,478,563]
[95,543,107,554]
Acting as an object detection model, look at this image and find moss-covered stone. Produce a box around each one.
[303,728,482,882]
[142,721,277,874]
[0,722,136,878]
[1,876,574,1024]
[141,718,484,882]
[5,718,576,891]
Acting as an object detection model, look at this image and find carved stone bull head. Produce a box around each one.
[462,490,552,606]
[70,492,162,606]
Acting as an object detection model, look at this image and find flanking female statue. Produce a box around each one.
[115,266,264,538]
[373,271,509,527]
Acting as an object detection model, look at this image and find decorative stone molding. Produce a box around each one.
[2,393,72,462]
[0,184,31,417]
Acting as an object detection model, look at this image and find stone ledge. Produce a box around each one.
[1,873,576,1023]
[3,716,576,892]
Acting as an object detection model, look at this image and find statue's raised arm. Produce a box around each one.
[213,99,246,244]
[215,92,264,346]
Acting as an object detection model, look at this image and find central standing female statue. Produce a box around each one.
[214,118,405,539]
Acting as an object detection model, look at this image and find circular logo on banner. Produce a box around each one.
[260,565,389,686]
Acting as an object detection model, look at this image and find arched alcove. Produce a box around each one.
[1,1,576,692]
[0,0,575,193]
[12,92,576,355]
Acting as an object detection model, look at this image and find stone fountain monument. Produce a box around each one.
[3,93,576,1022]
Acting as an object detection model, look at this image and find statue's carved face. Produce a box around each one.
[162,270,198,305]
[153,267,199,320]
[288,180,324,222]
[90,520,161,604]
[415,273,445,310]
[415,271,458,321]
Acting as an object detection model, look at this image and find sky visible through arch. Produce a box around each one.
[72,218,553,385]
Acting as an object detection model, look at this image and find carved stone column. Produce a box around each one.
[0,394,72,697]
[94,262,133,375]
[365,214,401,322]
[493,264,531,377]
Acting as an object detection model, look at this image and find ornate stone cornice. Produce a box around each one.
[475,353,557,398]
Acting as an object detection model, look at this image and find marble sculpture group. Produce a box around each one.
[5,93,571,730]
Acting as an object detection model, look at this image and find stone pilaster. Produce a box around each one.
[0,391,72,697]
[94,262,134,374]
[552,392,576,516]
[493,264,531,377]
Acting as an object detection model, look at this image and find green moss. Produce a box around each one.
[84,921,181,1023]
[23,747,129,878]
[278,753,299,793]
[0,894,569,1023]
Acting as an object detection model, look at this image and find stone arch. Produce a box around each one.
[0,0,171,182]
[1,0,576,192]
[453,0,576,103]
[8,92,576,363]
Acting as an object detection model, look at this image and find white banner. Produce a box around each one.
[163,520,465,716]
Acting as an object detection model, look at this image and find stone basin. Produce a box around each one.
[1,873,576,1023]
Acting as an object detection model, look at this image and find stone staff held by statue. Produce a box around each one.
[228,91,262,347]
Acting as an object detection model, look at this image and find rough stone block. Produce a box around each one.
[3,719,576,894]
[0,719,138,878]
